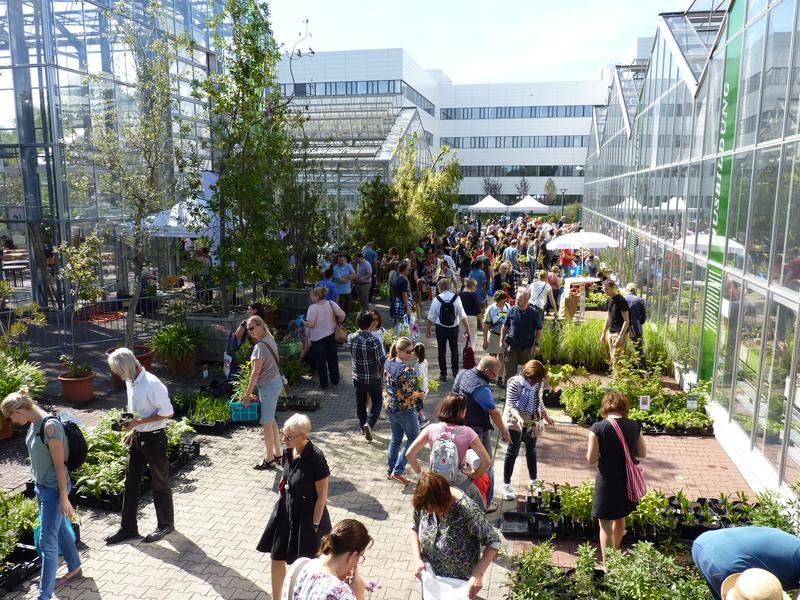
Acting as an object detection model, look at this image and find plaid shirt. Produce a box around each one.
[349,331,386,385]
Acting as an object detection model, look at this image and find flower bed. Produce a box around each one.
[500,482,798,544]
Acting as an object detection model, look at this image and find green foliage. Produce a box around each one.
[584,291,607,311]
[353,176,419,253]
[165,418,196,447]
[559,481,594,523]
[544,177,558,204]
[187,394,231,424]
[506,538,568,599]
[0,491,38,565]
[558,320,609,373]
[231,361,252,400]
[572,543,599,599]
[561,380,606,421]
[59,354,93,378]
[0,303,45,361]
[55,232,105,310]
[150,322,205,365]
[750,490,796,534]
[562,202,582,224]
[281,358,308,386]
[72,411,128,496]
[538,322,559,363]
[642,325,676,376]
[0,356,46,399]
[627,490,671,530]
[545,363,588,389]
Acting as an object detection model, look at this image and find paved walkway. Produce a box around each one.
[2,308,753,599]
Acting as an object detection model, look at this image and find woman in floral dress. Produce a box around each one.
[411,472,501,599]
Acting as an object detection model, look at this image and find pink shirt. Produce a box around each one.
[306,300,345,341]
[425,423,478,464]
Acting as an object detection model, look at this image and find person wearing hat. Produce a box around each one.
[721,569,790,600]
[692,526,800,600]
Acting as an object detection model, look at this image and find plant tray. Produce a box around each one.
[277,397,320,412]
[189,420,232,436]
[0,545,39,591]
[70,489,125,512]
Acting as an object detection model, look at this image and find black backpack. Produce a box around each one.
[39,416,88,472]
[436,294,458,327]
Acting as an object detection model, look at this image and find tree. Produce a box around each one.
[482,177,503,198]
[393,134,460,235]
[352,176,416,252]
[544,177,558,204]
[87,1,195,347]
[515,176,530,198]
[195,0,295,309]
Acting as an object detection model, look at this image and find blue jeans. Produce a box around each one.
[36,482,81,600]
[386,410,420,476]
[503,429,538,484]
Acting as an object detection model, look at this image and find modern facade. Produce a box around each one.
[277,49,608,208]
[0,0,216,305]
[584,0,799,491]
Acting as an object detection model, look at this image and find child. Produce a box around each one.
[412,343,430,428]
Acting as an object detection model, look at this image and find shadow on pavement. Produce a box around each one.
[133,530,266,600]
[55,576,102,599]
[326,476,390,521]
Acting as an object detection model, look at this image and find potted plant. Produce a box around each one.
[149,323,205,376]
[55,233,105,396]
[259,296,281,328]
[57,355,95,404]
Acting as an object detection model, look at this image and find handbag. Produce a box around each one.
[607,417,646,502]
[263,342,292,398]
[329,301,348,343]
[462,333,476,369]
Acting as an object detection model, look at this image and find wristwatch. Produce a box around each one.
[313,522,319,531]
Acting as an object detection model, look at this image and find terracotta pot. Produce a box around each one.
[59,371,96,403]
[0,417,12,441]
[264,305,278,328]
[169,353,196,377]
[106,345,156,389]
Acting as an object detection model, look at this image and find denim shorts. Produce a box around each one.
[257,377,283,424]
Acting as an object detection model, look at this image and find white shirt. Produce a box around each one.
[427,291,467,328]
[440,254,456,271]
[127,369,174,432]
[528,280,551,309]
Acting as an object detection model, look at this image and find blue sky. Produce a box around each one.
[269,1,691,83]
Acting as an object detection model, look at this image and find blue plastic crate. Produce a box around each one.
[229,399,260,423]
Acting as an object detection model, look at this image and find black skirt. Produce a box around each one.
[257,493,331,563]
[592,472,637,520]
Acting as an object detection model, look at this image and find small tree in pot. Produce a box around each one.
[55,231,105,403]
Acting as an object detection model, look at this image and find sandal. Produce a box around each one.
[54,568,83,591]
[253,457,276,470]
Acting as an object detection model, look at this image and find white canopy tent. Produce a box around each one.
[659,196,688,211]
[546,231,620,250]
[470,195,509,213]
[510,195,550,214]
[675,233,746,257]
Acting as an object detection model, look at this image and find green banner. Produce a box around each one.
[699,0,744,380]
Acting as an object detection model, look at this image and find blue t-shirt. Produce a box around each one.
[314,279,339,302]
[332,263,355,294]
[504,305,537,349]
[468,268,487,302]
[362,246,378,267]
[692,527,800,598]
[472,386,496,412]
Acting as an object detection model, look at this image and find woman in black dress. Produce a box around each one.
[257,413,332,600]
[586,390,647,563]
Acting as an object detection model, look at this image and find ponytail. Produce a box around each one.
[389,336,412,360]
[318,519,372,557]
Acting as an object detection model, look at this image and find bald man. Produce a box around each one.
[453,356,510,512]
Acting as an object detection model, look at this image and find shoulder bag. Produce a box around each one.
[607,418,646,502]
[329,301,348,343]
[261,341,292,398]
[280,556,313,600]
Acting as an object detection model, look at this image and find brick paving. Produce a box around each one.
[1,309,754,599]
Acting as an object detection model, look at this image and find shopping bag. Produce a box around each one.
[421,567,470,600]
[405,314,420,342]
[462,334,476,369]
[34,513,76,558]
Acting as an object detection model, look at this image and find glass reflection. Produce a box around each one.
[731,284,767,436]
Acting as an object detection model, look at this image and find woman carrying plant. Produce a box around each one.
[586,390,647,563]
[482,290,510,385]
[227,302,270,381]
[405,393,491,510]
[241,316,283,470]
[282,519,371,600]
[501,360,555,501]
[410,472,500,600]
[1,389,82,598]
[383,337,423,485]
[257,413,332,600]
[492,261,516,301]
[303,287,345,389]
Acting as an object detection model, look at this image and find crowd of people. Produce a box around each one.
[2,213,797,600]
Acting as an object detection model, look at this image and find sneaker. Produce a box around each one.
[362,423,373,442]
[438,375,447,382]
[419,419,431,429]
[502,484,516,501]
[391,473,412,485]
[485,501,499,514]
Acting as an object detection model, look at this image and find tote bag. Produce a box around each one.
[607,418,646,503]
[329,301,348,343]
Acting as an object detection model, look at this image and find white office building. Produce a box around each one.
[277,49,608,209]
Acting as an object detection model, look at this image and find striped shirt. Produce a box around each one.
[505,375,544,417]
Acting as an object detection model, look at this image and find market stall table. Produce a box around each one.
[564,276,601,321]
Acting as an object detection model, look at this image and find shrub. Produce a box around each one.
[150,322,205,365]
[506,537,568,599]
[538,322,558,363]
[642,325,675,376]
[557,320,609,373]
[561,380,606,421]
[603,542,693,600]
[0,356,46,399]
[187,394,230,424]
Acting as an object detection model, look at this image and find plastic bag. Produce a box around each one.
[405,313,419,342]
[421,567,470,599]
[223,352,233,379]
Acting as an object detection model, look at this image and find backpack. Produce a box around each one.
[39,415,88,472]
[436,294,458,327]
[430,426,461,482]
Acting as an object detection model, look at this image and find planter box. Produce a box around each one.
[187,311,248,362]
[70,489,125,512]
[0,545,39,591]
[189,420,231,436]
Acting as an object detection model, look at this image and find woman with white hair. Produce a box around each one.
[257,413,332,600]
[105,347,175,545]
[2,389,82,598]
